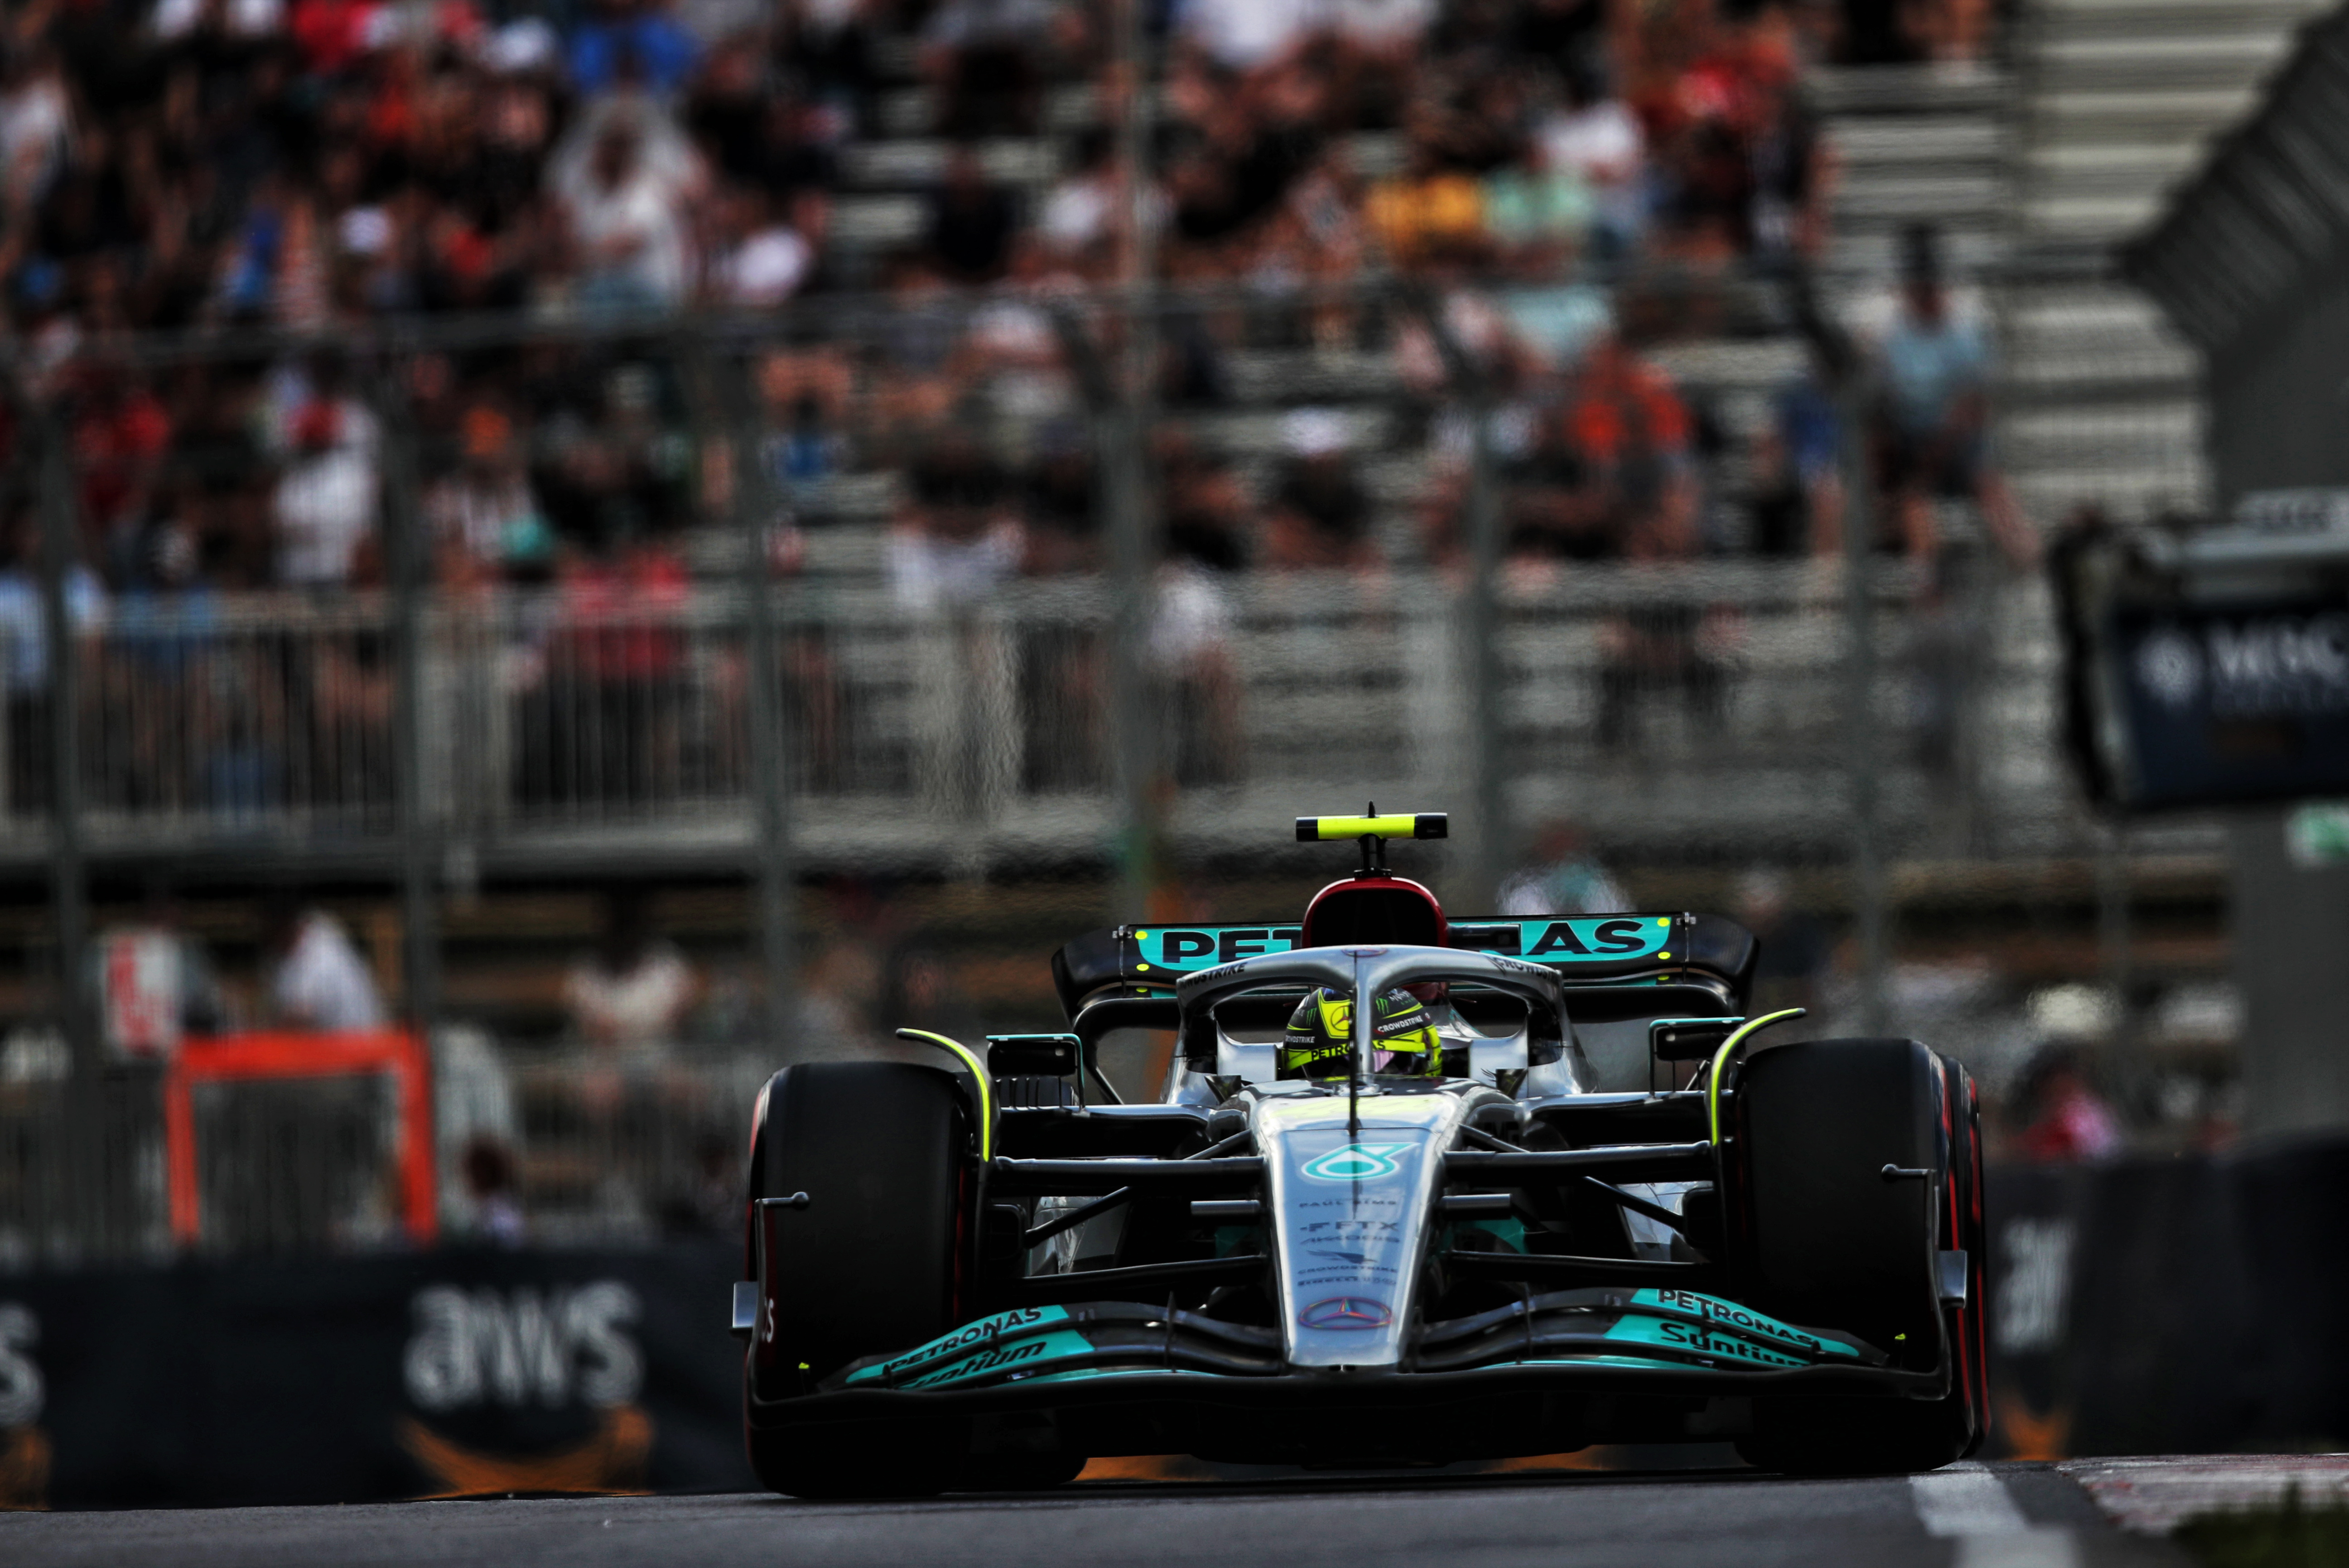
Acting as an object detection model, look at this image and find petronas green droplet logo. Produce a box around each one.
[1300,1142,1416,1182]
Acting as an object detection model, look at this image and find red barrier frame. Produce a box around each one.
[163,1030,437,1246]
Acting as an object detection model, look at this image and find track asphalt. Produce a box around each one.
[3,1461,2190,1568]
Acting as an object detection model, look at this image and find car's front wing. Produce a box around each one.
[748,1285,1943,1434]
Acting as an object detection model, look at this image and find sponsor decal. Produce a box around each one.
[1604,1314,1807,1368]
[851,1307,1061,1385]
[401,1407,652,1500]
[1309,1248,1376,1267]
[1298,1142,1417,1182]
[1298,1297,1392,1331]
[403,1283,643,1412]
[1524,918,1654,957]
[0,1303,40,1428]
[2135,627,2202,709]
[1133,919,1670,976]
[902,1338,1049,1389]
[1150,930,1304,971]
[883,1328,1098,1390]
[1996,1217,2074,1355]
[1630,1288,1853,1360]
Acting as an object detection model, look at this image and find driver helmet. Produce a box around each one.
[1280,987,1440,1080]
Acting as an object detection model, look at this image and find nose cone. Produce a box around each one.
[1256,1092,1465,1370]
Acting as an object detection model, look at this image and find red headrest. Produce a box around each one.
[1300,876,1447,949]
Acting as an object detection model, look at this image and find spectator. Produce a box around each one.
[1160,434,1251,573]
[879,938,982,1043]
[777,0,878,136]
[567,0,704,101]
[0,43,73,213]
[1498,820,1627,917]
[1176,0,1317,76]
[273,391,378,588]
[1561,330,1699,560]
[1904,0,1997,65]
[1748,346,1843,557]
[424,405,551,587]
[1263,407,1377,569]
[1733,866,1829,1016]
[1022,438,1098,576]
[1328,0,1438,116]
[458,1135,527,1246]
[542,493,692,807]
[1363,134,1485,270]
[0,519,106,815]
[1151,552,1241,784]
[919,0,1056,137]
[923,142,1019,285]
[92,875,227,1061]
[563,885,701,1054]
[888,430,1023,610]
[1481,137,1594,265]
[549,102,706,310]
[261,891,388,1032]
[1867,223,2035,566]
[71,363,173,540]
[1537,58,1644,259]
[661,1128,741,1235]
[1037,127,1118,266]
[2013,1047,2123,1164]
[1502,401,1615,562]
[756,347,854,489]
[706,185,814,307]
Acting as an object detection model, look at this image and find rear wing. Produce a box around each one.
[1051,913,1757,1018]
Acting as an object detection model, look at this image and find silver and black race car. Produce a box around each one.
[733,813,1987,1496]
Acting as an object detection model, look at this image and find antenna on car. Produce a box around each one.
[1293,807,1448,879]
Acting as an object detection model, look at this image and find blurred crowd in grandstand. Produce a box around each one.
[0,0,2019,611]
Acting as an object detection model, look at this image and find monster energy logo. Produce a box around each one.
[1300,1143,1417,1182]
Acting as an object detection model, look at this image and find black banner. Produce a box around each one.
[6,1142,2349,1507]
[2111,601,2349,807]
[1984,1139,2349,1458]
[0,1241,752,1510]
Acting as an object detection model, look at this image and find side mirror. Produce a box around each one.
[987,1034,1080,1076]
[1650,1017,1743,1060]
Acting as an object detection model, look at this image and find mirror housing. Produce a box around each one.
[1650,1017,1744,1060]
[987,1034,1080,1076]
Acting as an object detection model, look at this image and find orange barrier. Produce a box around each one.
[163,1030,436,1246]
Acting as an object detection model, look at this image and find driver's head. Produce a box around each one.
[1279,987,1440,1080]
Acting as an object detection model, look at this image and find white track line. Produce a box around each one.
[1913,1467,2031,1535]
[1911,1467,2080,1568]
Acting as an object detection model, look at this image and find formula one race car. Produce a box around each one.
[733,812,1987,1496]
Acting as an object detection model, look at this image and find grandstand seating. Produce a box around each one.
[2001,0,2331,522]
[0,0,2294,885]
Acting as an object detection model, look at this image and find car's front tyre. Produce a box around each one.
[743,1061,969,1497]
[1723,1038,1985,1476]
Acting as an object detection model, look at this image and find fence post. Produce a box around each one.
[2098,817,2135,1102]
[1105,0,1159,925]
[34,405,90,1062]
[1409,287,1509,907]
[1460,379,1508,911]
[376,365,442,1046]
[721,347,798,1050]
[1838,377,1890,1035]
[35,395,98,1247]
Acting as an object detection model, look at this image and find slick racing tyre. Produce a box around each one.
[1936,1052,1990,1461]
[744,1061,970,1498]
[1723,1037,1979,1476]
